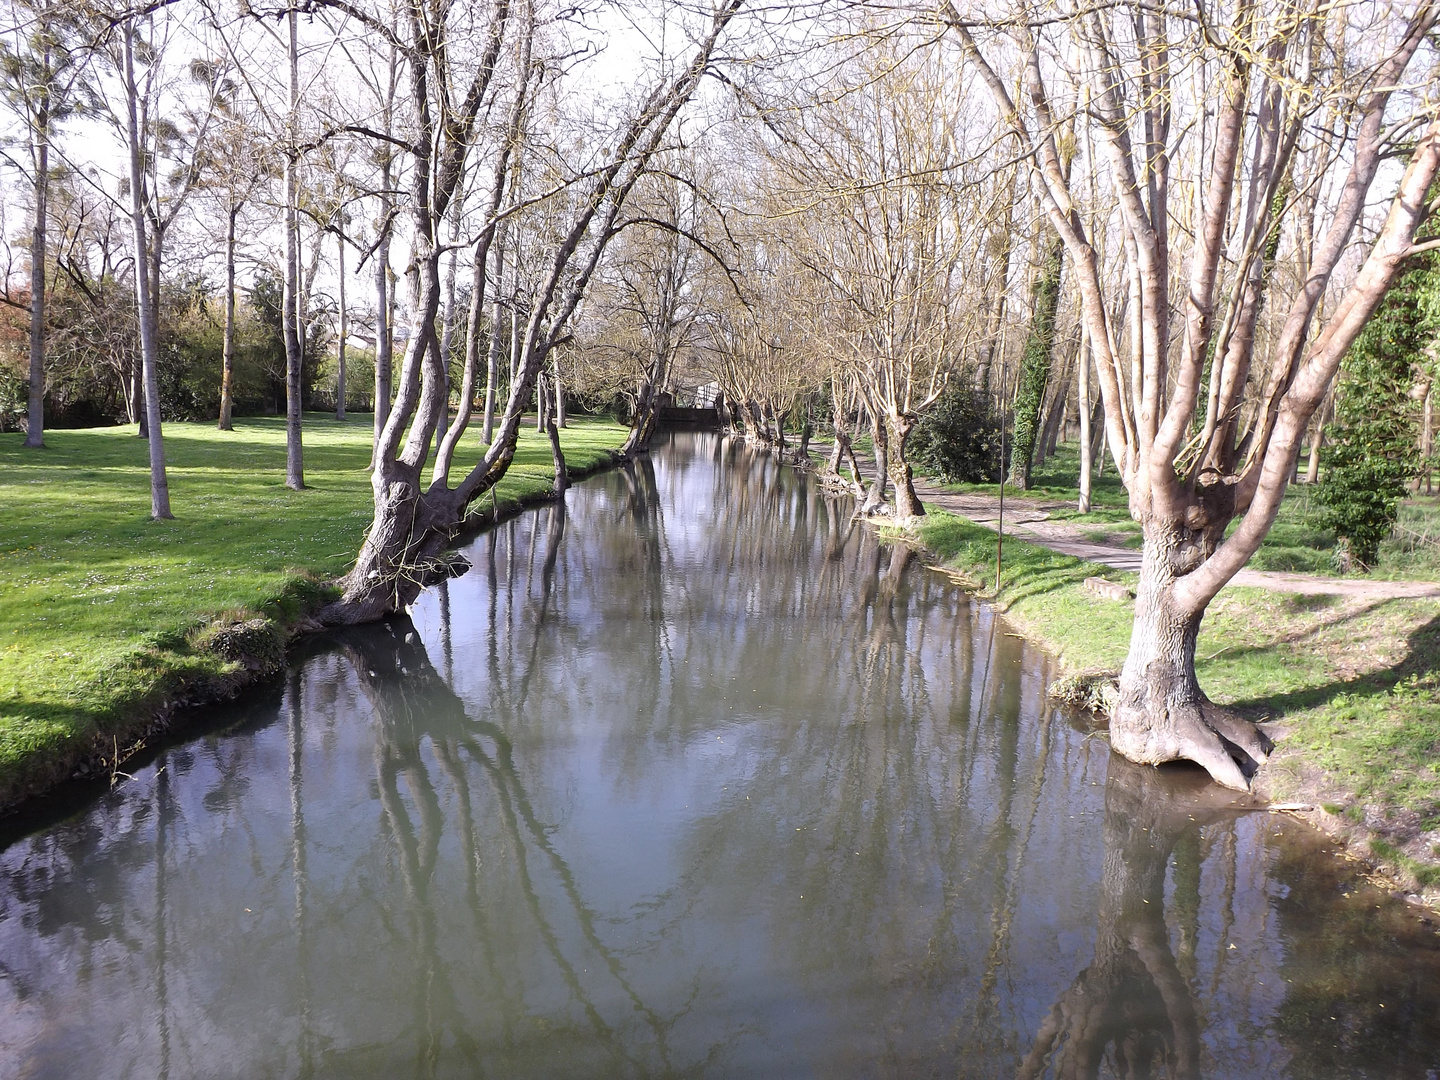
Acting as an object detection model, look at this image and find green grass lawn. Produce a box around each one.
[0,414,626,805]
[910,509,1440,890]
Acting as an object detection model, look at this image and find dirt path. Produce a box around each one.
[812,442,1440,600]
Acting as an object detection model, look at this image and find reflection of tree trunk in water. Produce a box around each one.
[1019,759,1246,1080]
[155,747,172,1080]
[514,501,567,711]
[287,671,314,1077]
[439,578,453,684]
[335,616,674,1066]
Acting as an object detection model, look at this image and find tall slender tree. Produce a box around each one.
[1,0,87,448]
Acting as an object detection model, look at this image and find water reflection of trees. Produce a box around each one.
[1016,760,1244,1080]
[335,618,705,1077]
[5,433,1440,1079]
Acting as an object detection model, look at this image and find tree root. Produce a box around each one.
[1110,696,1272,792]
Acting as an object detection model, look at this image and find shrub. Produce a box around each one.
[1315,246,1437,567]
[908,385,1004,483]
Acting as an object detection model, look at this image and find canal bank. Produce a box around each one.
[0,417,628,815]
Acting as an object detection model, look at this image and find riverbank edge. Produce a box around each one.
[875,505,1440,912]
[0,449,625,818]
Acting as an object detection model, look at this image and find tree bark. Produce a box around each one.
[219,202,238,430]
[373,238,392,450]
[885,411,923,519]
[1038,352,1071,461]
[1078,325,1093,512]
[482,240,505,445]
[122,21,171,520]
[860,408,889,515]
[282,5,304,490]
[1112,521,1272,791]
[1304,403,1324,484]
[547,415,567,494]
[336,230,347,421]
[24,110,48,449]
[621,377,660,457]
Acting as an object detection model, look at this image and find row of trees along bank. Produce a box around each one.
[3,0,1439,788]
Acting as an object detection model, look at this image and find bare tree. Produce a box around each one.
[763,41,984,517]
[307,0,746,623]
[946,0,1440,787]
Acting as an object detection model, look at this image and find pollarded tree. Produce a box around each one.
[947,0,1440,788]
[296,0,746,623]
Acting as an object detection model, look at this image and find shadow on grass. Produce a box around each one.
[1226,610,1440,719]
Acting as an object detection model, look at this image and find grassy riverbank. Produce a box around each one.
[907,509,1440,899]
[925,443,1440,581]
[0,415,626,809]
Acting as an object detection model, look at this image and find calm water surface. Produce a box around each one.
[2,431,1439,1079]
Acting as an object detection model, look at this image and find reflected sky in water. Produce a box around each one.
[2,431,1438,1079]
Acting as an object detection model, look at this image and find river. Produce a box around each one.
[1,430,1438,1078]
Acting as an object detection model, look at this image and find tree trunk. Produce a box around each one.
[372,211,394,457]
[547,415,567,494]
[24,121,48,449]
[122,21,171,520]
[1077,325,1092,512]
[482,243,505,445]
[282,6,304,491]
[622,374,660,457]
[437,225,460,445]
[219,203,238,430]
[860,409,889,515]
[1304,416,1322,483]
[336,231,347,421]
[885,411,923,519]
[1009,234,1065,490]
[1112,522,1271,791]
[553,374,566,428]
[1038,354,1071,461]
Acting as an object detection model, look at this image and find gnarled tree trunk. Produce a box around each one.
[885,411,922,519]
[1112,522,1272,791]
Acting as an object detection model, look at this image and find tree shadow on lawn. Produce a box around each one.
[1221,609,1440,720]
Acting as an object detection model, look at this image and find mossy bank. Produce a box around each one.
[0,415,627,814]
[899,508,1440,908]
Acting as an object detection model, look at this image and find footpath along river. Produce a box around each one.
[1,430,1438,1078]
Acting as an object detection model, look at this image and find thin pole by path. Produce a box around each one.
[997,406,1006,592]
